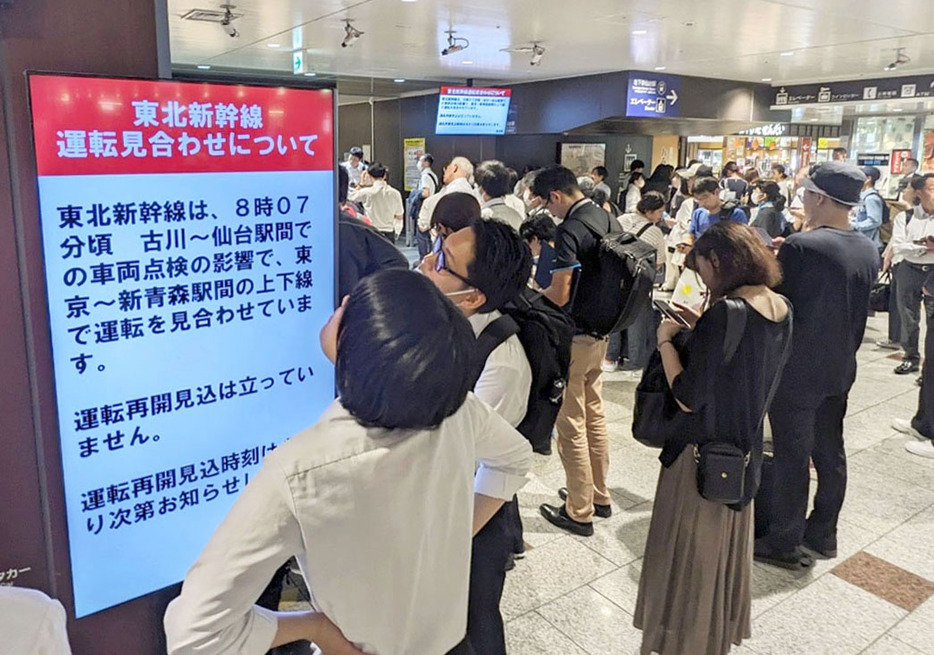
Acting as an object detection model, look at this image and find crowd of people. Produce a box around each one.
[15,146,919,655]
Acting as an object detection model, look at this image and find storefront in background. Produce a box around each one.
[852,115,922,197]
[686,123,842,176]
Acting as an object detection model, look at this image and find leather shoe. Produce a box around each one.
[754,541,813,570]
[558,487,612,518]
[539,504,594,536]
[895,360,920,375]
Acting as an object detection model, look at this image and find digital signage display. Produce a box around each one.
[435,86,511,135]
[28,74,336,617]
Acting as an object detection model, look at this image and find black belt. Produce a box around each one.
[906,262,934,272]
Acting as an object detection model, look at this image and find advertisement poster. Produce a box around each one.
[28,74,336,617]
[558,143,606,178]
[403,137,426,191]
[891,149,914,175]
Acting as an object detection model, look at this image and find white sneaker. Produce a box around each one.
[905,439,934,459]
[892,419,927,441]
[601,360,619,373]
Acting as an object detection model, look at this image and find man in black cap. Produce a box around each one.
[755,162,880,570]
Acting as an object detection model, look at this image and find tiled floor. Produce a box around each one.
[504,315,934,655]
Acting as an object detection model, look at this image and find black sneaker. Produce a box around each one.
[558,487,612,518]
[801,542,837,560]
[754,542,814,570]
[895,361,921,375]
[539,504,594,537]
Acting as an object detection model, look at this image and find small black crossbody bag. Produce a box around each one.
[695,298,792,505]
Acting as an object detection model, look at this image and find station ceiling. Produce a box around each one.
[168,0,934,96]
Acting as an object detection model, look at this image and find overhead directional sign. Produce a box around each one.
[626,72,682,118]
[772,74,934,107]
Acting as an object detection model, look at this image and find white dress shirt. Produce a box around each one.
[164,396,532,655]
[890,206,934,265]
[469,310,532,427]
[0,587,72,655]
[420,168,438,196]
[348,180,404,233]
[595,181,612,199]
[481,198,525,232]
[504,194,527,221]
[625,183,642,213]
[343,161,367,188]
[418,177,478,232]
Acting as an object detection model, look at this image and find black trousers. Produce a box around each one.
[888,263,902,342]
[467,499,515,655]
[896,262,929,362]
[446,637,476,655]
[912,295,934,438]
[763,394,848,554]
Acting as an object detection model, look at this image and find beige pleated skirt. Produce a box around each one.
[634,448,753,655]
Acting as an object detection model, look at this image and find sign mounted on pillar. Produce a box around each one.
[403,137,426,192]
[626,72,682,118]
[27,73,337,618]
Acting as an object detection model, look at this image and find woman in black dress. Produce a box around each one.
[634,222,792,655]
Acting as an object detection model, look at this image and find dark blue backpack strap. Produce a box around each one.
[470,315,520,389]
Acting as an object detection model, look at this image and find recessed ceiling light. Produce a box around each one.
[401,0,418,2]
[632,29,648,35]
[780,51,794,57]
[461,60,474,65]
[893,107,904,112]
[303,72,316,77]
[394,78,406,83]
[197,65,211,70]
[655,66,667,71]
[267,43,281,48]
[761,78,773,82]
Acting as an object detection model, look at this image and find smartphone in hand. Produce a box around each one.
[653,299,692,329]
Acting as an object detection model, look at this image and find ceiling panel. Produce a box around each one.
[167,0,934,88]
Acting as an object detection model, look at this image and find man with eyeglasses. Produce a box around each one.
[418,220,532,655]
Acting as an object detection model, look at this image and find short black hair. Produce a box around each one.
[832,147,848,157]
[862,166,881,185]
[421,153,434,166]
[349,146,364,158]
[474,160,512,198]
[589,188,609,207]
[507,167,519,189]
[467,219,532,313]
[637,191,666,214]
[631,159,646,171]
[531,165,579,198]
[368,162,387,179]
[909,174,928,191]
[520,213,557,244]
[338,165,349,204]
[337,269,474,430]
[430,192,481,232]
[592,165,608,180]
[907,158,920,168]
[692,177,720,196]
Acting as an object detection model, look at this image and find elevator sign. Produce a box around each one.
[626,72,682,118]
[28,74,337,618]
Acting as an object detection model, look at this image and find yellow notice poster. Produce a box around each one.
[404,138,426,191]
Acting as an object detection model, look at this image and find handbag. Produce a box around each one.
[869,272,891,313]
[694,298,794,505]
[631,332,693,448]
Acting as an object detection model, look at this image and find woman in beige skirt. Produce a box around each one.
[634,222,792,655]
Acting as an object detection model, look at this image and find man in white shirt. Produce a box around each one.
[591,165,612,199]
[418,156,477,236]
[348,162,404,243]
[419,219,533,655]
[342,146,367,189]
[888,174,934,375]
[0,586,72,654]
[164,269,532,655]
[412,154,440,258]
[476,160,525,231]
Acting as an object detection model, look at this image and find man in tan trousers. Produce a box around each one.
[531,166,613,537]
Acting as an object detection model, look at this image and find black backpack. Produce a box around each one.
[406,170,440,223]
[867,190,891,224]
[575,211,658,336]
[470,288,575,455]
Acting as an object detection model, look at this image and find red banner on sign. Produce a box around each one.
[29,75,334,176]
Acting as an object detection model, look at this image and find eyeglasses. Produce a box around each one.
[432,235,476,288]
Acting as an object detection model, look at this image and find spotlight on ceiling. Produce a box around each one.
[220,4,239,38]
[884,47,911,72]
[530,43,545,66]
[441,30,470,56]
[342,19,363,48]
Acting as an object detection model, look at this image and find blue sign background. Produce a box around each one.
[626,72,682,118]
